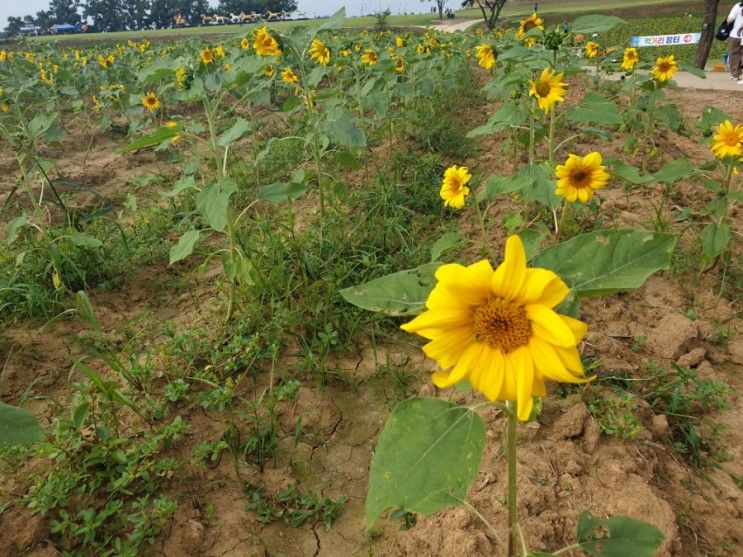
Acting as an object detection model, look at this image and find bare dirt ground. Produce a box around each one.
[0,82,741,556]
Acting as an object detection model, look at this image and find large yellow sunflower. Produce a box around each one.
[584,41,599,59]
[361,49,379,66]
[529,68,567,113]
[440,165,471,209]
[621,47,639,71]
[141,91,160,112]
[555,152,610,203]
[401,235,588,421]
[199,48,214,65]
[517,13,544,39]
[651,54,678,82]
[475,44,496,70]
[309,38,330,65]
[253,27,281,57]
[711,120,743,159]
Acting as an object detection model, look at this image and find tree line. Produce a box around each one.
[4,0,297,34]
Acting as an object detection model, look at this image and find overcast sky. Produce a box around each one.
[1,0,436,29]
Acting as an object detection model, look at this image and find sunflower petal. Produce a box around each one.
[527,304,577,347]
[492,235,527,300]
[510,347,534,421]
[432,342,484,388]
[399,308,471,333]
[560,315,588,343]
[528,336,586,383]
[421,327,473,369]
[518,268,568,307]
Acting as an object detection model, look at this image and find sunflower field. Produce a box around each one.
[0,9,741,557]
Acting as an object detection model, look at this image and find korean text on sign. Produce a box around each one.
[629,33,701,47]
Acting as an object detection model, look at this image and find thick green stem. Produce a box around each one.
[719,163,734,223]
[547,108,556,164]
[505,401,518,557]
[203,98,222,175]
[473,195,489,250]
[225,211,237,324]
[557,201,570,237]
[528,109,535,165]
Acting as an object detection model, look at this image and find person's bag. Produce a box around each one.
[716,20,735,41]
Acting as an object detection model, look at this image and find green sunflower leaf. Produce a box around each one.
[0,402,43,446]
[565,92,623,127]
[576,511,665,557]
[532,230,677,296]
[340,263,441,316]
[366,398,485,530]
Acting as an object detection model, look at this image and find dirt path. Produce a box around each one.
[427,19,480,33]
[599,69,743,91]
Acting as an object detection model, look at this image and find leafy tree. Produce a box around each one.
[462,0,508,29]
[35,10,55,29]
[218,0,262,15]
[122,0,151,29]
[426,0,448,20]
[4,16,24,34]
[83,0,127,31]
[265,0,297,12]
[49,0,81,23]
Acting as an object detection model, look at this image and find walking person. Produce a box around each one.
[727,1,743,82]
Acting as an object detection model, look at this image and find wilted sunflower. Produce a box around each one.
[529,68,567,113]
[281,67,298,83]
[517,13,544,39]
[711,120,743,159]
[361,49,378,66]
[475,44,496,70]
[309,38,330,65]
[584,41,599,59]
[141,91,160,112]
[651,55,678,82]
[555,152,610,203]
[440,165,471,209]
[254,27,281,56]
[401,235,589,421]
[264,65,275,78]
[621,47,639,71]
[199,48,214,65]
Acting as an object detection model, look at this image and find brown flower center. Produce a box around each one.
[473,298,531,353]
[535,81,551,97]
[522,21,536,33]
[570,169,590,188]
[657,61,671,73]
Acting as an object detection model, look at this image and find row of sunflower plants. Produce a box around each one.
[341,11,739,557]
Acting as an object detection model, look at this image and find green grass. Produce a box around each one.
[27,0,698,45]
[28,13,440,44]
